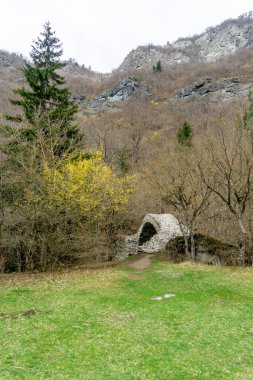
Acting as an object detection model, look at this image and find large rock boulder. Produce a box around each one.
[166,233,239,266]
[115,213,187,260]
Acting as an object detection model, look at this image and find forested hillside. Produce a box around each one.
[1,15,253,271]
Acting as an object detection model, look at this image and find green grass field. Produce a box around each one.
[0,259,253,380]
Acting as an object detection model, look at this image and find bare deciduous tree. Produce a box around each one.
[199,129,253,264]
[156,147,212,261]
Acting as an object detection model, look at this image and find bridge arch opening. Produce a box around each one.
[138,222,157,246]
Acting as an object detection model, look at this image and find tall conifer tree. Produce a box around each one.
[6,22,82,157]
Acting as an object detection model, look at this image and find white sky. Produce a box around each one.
[1,0,253,72]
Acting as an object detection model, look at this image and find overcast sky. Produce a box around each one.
[1,0,253,72]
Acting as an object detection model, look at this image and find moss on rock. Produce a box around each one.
[166,233,241,266]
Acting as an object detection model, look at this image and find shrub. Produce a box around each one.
[153,60,162,73]
[176,121,193,145]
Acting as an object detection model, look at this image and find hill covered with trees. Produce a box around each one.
[1,15,253,271]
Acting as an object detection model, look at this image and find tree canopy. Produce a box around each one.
[5,21,82,157]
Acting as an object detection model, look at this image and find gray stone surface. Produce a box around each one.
[88,77,139,110]
[165,233,240,266]
[115,213,187,260]
[196,252,222,266]
[71,95,86,103]
[117,46,190,72]
[151,294,175,301]
[174,77,252,101]
[195,22,253,62]
[116,19,253,72]
[151,297,163,301]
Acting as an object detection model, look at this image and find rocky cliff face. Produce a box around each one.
[174,77,253,101]
[117,17,253,72]
[84,77,149,111]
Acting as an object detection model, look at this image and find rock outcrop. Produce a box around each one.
[90,77,138,108]
[115,214,187,260]
[87,77,147,110]
[71,95,86,103]
[117,46,190,72]
[174,77,252,101]
[166,234,241,266]
[117,17,253,72]
[193,21,253,62]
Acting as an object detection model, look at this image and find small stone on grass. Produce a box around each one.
[151,294,175,301]
[151,296,163,301]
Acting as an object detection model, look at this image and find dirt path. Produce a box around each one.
[127,254,155,271]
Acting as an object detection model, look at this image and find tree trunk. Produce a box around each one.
[183,234,190,259]
[237,217,247,266]
[190,232,196,262]
[0,222,7,273]
[178,220,190,259]
[39,238,47,271]
[17,250,22,273]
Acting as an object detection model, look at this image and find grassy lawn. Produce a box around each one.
[0,259,253,380]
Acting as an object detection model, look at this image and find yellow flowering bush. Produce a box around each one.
[23,150,133,224]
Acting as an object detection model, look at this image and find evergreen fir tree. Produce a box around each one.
[5,22,82,157]
[177,121,193,146]
[153,60,162,73]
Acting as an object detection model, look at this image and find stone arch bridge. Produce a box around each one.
[116,214,185,259]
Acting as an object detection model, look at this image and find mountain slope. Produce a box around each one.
[117,16,253,72]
